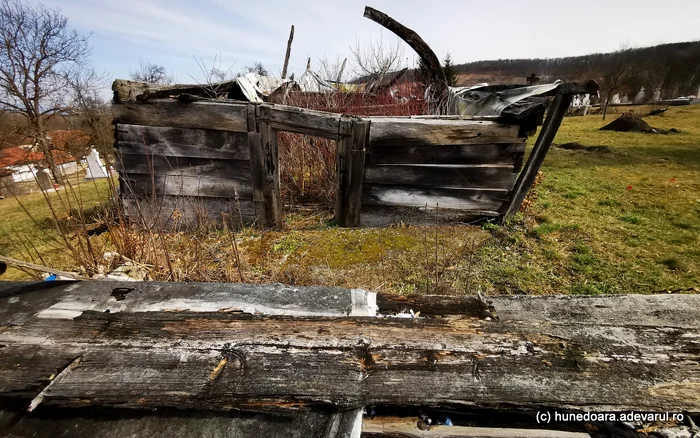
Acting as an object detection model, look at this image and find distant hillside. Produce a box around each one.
[454,41,700,99]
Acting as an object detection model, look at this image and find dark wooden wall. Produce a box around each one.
[113,101,255,229]
[112,100,535,229]
[360,116,526,226]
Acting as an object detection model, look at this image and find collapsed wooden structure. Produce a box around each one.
[112,80,597,228]
[0,281,698,437]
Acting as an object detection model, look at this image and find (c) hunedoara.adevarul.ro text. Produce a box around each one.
[536,411,685,424]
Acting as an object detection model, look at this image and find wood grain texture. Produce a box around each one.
[259,122,282,227]
[116,154,252,181]
[116,124,250,160]
[368,118,520,146]
[259,104,343,139]
[112,100,248,132]
[362,185,507,211]
[363,164,517,189]
[0,282,698,414]
[248,132,267,221]
[121,195,255,229]
[360,204,499,227]
[120,174,253,199]
[335,119,369,227]
[366,143,525,166]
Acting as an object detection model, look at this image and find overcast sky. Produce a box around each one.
[35,0,700,86]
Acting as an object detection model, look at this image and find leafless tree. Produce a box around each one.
[243,62,268,77]
[0,0,91,184]
[67,68,113,163]
[130,58,174,85]
[601,42,639,120]
[350,36,405,90]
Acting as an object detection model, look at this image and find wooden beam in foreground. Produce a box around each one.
[363,416,591,437]
[0,281,698,415]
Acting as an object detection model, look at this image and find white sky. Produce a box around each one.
[34,0,700,87]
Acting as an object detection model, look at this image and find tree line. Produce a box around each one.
[455,41,700,101]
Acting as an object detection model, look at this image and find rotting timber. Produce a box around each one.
[1,281,698,417]
[112,79,598,229]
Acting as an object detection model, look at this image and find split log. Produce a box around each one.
[363,7,448,108]
[113,79,240,103]
[0,281,698,415]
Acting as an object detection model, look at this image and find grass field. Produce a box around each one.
[1,105,698,295]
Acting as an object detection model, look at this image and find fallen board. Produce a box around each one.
[0,281,698,415]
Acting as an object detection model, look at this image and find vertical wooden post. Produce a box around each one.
[335,118,369,227]
[281,25,294,80]
[247,105,266,224]
[260,121,282,227]
[335,119,352,225]
[254,105,282,228]
[503,93,573,220]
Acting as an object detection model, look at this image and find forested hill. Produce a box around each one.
[454,41,700,98]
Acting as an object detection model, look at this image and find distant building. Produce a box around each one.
[0,130,88,184]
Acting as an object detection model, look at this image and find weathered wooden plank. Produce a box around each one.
[335,119,352,225]
[1,309,698,412]
[121,195,255,229]
[346,121,370,227]
[362,417,591,437]
[259,122,282,227]
[248,132,266,222]
[503,93,572,219]
[116,124,250,160]
[112,100,248,132]
[116,154,252,181]
[112,79,243,103]
[335,119,369,227]
[0,282,699,414]
[368,118,520,147]
[120,174,253,199]
[259,104,342,140]
[0,282,378,318]
[0,407,358,438]
[366,143,525,166]
[362,185,507,211]
[360,204,499,227]
[363,164,517,189]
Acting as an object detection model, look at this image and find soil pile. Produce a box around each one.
[600,115,653,133]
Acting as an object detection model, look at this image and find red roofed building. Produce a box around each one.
[0,130,89,183]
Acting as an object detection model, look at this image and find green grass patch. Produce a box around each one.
[1,105,699,295]
[620,214,643,224]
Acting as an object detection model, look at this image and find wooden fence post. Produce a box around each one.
[247,105,267,224]
[335,118,369,227]
[256,106,282,227]
[502,92,573,220]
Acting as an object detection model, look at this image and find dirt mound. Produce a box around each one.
[555,142,611,153]
[600,114,653,133]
